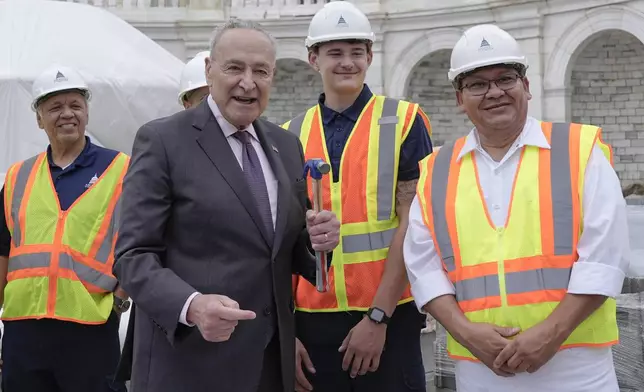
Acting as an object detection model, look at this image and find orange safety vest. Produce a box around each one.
[2,151,129,324]
[283,95,430,312]
[416,122,619,361]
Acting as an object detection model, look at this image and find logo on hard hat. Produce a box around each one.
[54,71,68,83]
[337,15,348,27]
[479,38,492,51]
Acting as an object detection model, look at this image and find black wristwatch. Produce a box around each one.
[113,296,131,313]
[366,307,390,325]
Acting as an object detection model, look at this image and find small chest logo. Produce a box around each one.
[85,173,99,189]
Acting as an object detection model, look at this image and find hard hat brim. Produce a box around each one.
[305,32,375,48]
[177,83,209,105]
[448,56,528,82]
[31,87,92,111]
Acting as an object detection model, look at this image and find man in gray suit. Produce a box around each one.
[113,19,341,392]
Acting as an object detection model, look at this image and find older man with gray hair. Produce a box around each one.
[113,18,341,392]
[0,65,130,392]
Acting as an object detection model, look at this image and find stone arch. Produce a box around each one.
[387,28,463,99]
[569,30,644,185]
[276,39,309,64]
[264,58,322,125]
[543,5,644,121]
[405,49,472,146]
[545,5,644,90]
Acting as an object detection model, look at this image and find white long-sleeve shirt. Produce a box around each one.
[404,117,630,392]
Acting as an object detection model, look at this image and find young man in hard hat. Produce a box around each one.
[0,65,131,392]
[178,51,211,109]
[282,2,432,391]
[404,24,629,392]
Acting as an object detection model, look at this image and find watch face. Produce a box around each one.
[370,308,385,322]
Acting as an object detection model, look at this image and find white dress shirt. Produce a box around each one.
[403,117,630,392]
[178,96,279,326]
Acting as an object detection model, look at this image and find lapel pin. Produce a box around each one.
[272,145,279,153]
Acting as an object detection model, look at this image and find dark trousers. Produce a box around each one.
[296,302,427,392]
[258,334,283,392]
[1,312,127,392]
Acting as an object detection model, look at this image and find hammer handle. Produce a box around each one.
[311,179,329,292]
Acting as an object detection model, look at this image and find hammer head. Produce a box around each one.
[303,158,331,180]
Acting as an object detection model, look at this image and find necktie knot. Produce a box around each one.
[233,130,251,145]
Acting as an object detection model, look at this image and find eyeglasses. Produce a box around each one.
[461,74,521,96]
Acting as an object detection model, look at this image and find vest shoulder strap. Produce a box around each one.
[282,108,314,137]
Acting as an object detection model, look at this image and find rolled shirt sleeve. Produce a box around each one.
[567,146,630,297]
[398,112,434,182]
[403,195,455,312]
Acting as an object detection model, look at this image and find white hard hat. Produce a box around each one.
[31,65,91,111]
[178,51,209,104]
[305,1,375,48]
[448,24,528,82]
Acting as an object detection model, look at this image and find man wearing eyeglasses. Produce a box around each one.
[403,24,630,391]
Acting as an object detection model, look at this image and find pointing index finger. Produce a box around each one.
[218,307,256,321]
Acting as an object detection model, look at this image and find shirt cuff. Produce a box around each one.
[409,270,456,313]
[179,292,201,326]
[567,262,626,298]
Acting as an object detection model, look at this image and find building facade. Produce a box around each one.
[67,0,644,185]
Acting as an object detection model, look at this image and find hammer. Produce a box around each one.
[303,158,331,293]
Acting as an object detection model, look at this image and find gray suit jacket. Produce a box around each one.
[113,100,318,392]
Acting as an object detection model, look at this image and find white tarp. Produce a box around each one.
[0,0,187,349]
[0,0,185,175]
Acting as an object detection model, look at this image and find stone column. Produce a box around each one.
[543,87,570,122]
[518,36,544,120]
[366,32,385,95]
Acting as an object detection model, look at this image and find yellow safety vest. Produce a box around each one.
[282,95,426,312]
[2,152,129,324]
[416,122,619,361]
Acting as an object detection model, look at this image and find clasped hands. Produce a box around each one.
[463,320,564,377]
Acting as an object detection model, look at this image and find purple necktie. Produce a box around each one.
[233,130,274,242]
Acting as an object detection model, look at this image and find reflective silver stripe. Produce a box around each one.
[10,156,39,247]
[430,143,456,272]
[59,254,117,291]
[7,252,49,272]
[95,198,121,263]
[342,227,396,254]
[454,275,500,302]
[550,123,574,255]
[286,112,306,137]
[376,98,400,221]
[505,268,571,295]
[7,252,117,292]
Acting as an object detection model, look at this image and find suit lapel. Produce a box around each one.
[193,101,272,247]
[254,120,292,258]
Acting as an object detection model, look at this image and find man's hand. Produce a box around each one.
[186,294,256,342]
[306,210,340,252]
[461,323,521,377]
[112,286,130,316]
[295,338,315,392]
[338,318,387,378]
[493,320,562,374]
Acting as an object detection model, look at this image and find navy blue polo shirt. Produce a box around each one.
[319,84,433,183]
[0,136,119,257]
